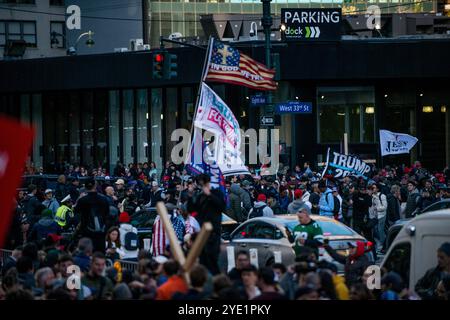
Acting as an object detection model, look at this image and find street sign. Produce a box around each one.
[250,95,267,107]
[281,8,342,41]
[275,101,312,114]
[260,115,275,126]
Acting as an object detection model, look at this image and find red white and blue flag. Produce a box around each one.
[186,83,249,177]
[205,39,277,91]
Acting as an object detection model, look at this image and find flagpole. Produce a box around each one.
[185,37,214,166]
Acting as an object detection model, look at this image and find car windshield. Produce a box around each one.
[285,220,354,236]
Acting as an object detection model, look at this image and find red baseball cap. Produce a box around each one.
[294,189,303,199]
[119,212,131,223]
[257,194,267,202]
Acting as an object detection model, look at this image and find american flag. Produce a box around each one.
[205,39,277,91]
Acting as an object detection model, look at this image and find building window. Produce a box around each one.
[0,20,37,47]
[0,1,35,4]
[49,0,64,6]
[317,87,376,144]
[50,21,65,48]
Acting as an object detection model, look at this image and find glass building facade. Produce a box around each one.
[147,0,437,46]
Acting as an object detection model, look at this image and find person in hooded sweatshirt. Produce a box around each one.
[323,240,370,288]
[29,209,60,242]
[247,194,274,219]
[117,212,139,261]
[227,184,243,222]
[287,189,311,214]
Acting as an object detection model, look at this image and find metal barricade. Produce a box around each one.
[1,249,13,265]
[118,260,138,273]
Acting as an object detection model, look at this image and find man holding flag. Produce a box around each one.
[183,37,276,273]
[187,173,226,275]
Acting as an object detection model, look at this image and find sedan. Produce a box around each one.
[219,214,373,273]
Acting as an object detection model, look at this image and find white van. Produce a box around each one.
[380,209,450,294]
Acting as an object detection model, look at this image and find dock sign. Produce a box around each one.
[281,8,342,41]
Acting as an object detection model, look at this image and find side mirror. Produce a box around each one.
[222,232,231,241]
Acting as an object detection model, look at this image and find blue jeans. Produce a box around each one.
[375,215,387,248]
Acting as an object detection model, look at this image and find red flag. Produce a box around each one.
[205,39,277,91]
[0,116,34,248]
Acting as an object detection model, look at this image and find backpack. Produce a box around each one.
[124,231,139,251]
[86,207,106,234]
[249,205,266,219]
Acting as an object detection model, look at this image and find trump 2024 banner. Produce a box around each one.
[379,129,418,156]
[321,148,371,180]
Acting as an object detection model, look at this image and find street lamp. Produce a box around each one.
[67,30,95,55]
[261,0,273,173]
[375,23,383,38]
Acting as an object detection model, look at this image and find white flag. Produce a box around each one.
[190,83,249,176]
[379,129,418,156]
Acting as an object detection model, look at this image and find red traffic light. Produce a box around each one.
[154,53,164,63]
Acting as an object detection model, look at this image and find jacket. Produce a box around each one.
[240,188,253,213]
[269,199,282,215]
[54,204,75,229]
[352,192,372,221]
[386,194,400,223]
[54,183,68,203]
[75,191,110,237]
[404,189,420,218]
[30,217,60,241]
[333,275,350,300]
[156,275,188,300]
[415,266,446,300]
[187,189,226,241]
[81,274,114,300]
[118,223,138,260]
[372,192,388,219]
[279,195,290,213]
[42,198,60,216]
[23,194,41,217]
[319,188,334,217]
[247,201,274,219]
[309,192,320,215]
[325,241,370,287]
[287,199,309,214]
[227,184,243,222]
[73,252,91,273]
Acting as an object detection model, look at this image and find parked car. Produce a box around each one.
[134,211,239,248]
[219,214,374,273]
[381,209,450,294]
[386,199,450,248]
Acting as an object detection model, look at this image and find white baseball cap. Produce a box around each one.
[154,255,168,264]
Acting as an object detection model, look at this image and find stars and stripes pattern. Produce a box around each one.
[152,215,166,256]
[205,39,277,91]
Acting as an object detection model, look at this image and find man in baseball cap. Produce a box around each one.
[42,189,59,216]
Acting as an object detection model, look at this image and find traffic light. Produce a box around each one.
[152,51,164,80]
[163,52,178,80]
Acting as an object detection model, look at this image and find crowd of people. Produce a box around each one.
[1,160,450,300]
